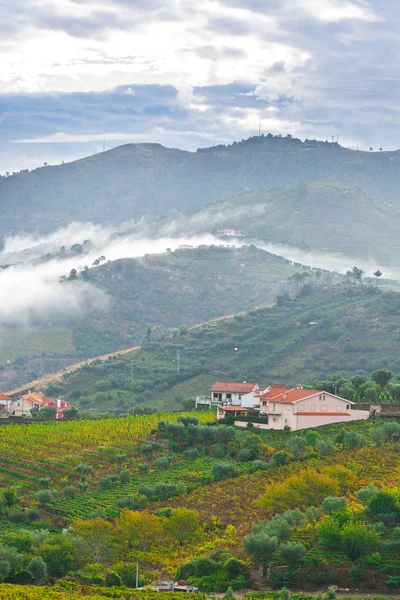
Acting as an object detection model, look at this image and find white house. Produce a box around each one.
[257,386,370,431]
[196,381,260,410]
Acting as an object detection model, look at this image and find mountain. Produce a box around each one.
[163,181,400,264]
[0,245,311,389]
[58,284,400,412]
[2,135,400,234]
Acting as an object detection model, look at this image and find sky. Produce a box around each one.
[0,0,399,173]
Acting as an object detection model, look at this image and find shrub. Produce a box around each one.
[115,497,134,509]
[39,478,51,489]
[212,463,238,481]
[99,476,113,490]
[154,457,170,470]
[348,565,364,585]
[138,464,149,474]
[119,470,131,484]
[76,464,93,475]
[279,541,306,567]
[237,448,256,462]
[105,570,122,587]
[183,448,200,461]
[316,439,333,456]
[27,557,48,584]
[37,490,53,507]
[287,436,306,460]
[26,508,41,522]
[243,532,278,565]
[356,484,378,504]
[62,486,76,499]
[322,496,347,514]
[210,444,226,459]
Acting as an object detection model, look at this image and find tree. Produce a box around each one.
[0,545,23,581]
[287,436,306,460]
[316,438,333,456]
[372,369,393,388]
[165,508,201,546]
[37,406,57,420]
[374,270,382,279]
[340,522,378,560]
[356,485,378,504]
[68,268,78,281]
[27,556,48,583]
[37,490,53,507]
[366,491,400,524]
[212,463,238,480]
[63,407,80,419]
[322,496,347,514]
[73,517,113,563]
[114,510,164,552]
[243,532,278,565]
[279,541,306,567]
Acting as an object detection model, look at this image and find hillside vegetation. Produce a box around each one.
[166,182,400,264]
[2,135,400,233]
[58,284,400,412]
[0,413,398,593]
[1,246,309,390]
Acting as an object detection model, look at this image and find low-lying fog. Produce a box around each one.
[0,221,397,326]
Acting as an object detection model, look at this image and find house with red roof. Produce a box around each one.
[258,385,369,430]
[0,393,12,414]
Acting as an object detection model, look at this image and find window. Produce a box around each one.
[297,406,304,412]
[336,405,343,412]
[226,393,232,400]
[321,405,328,412]
[346,405,350,409]
[311,405,316,411]
[286,404,291,411]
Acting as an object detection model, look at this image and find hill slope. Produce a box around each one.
[0,245,308,390]
[59,284,400,412]
[2,135,400,233]
[159,182,400,264]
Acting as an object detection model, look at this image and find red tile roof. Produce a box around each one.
[0,394,10,401]
[294,412,350,416]
[219,406,248,412]
[212,382,256,393]
[259,387,292,400]
[261,388,323,404]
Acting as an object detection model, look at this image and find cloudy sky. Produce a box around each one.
[0,0,398,172]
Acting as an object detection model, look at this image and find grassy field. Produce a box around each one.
[0,328,75,365]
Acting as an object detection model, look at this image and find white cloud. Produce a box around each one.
[297,0,381,22]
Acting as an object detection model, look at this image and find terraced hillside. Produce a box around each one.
[57,284,400,412]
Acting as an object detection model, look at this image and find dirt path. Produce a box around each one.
[6,300,276,397]
[6,345,141,396]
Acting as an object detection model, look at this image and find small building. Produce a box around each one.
[258,386,370,430]
[10,393,43,416]
[196,381,259,409]
[0,394,12,414]
[217,405,248,420]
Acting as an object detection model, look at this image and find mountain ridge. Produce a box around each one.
[2,135,400,234]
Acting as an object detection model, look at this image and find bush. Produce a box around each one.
[36,490,53,507]
[154,457,170,470]
[62,486,76,499]
[316,439,333,456]
[39,478,51,489]
[105,570,122,587]
[356,484,378,504]
[76,464,93,475]
[237,449,256,462]
[98,476,113,490]
[26,508,41,522]
[119,470,131,484]
[115,497,134,509]
[27,557,48,584]
[138,464,149,474]
[348,565,364,585]
[279,541,306,567]
[212,463,238,481]
[386,576,400,588]
[183,448,200,461]
[210,444,226,459]
[322,496,347,514]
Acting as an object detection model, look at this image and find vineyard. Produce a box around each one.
[0,413,398,593]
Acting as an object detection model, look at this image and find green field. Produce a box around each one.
[0,328,75,364]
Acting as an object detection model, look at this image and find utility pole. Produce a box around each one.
[176,350,181,375]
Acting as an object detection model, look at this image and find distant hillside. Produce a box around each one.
[1,245,309,389]
[162,182,400,264]
[2,135,400,233]
[59,284,400,412]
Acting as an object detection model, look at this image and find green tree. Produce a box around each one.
[322,497,347,514]
[27,556,48,584]
[279,541,306,567]
[372,369,393,388]
[0,545,23,581]
[340,522,378,560]
[316,438,333,456]
[287,436,306,460]
[243,532,278,565]
[165,508,201,546]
